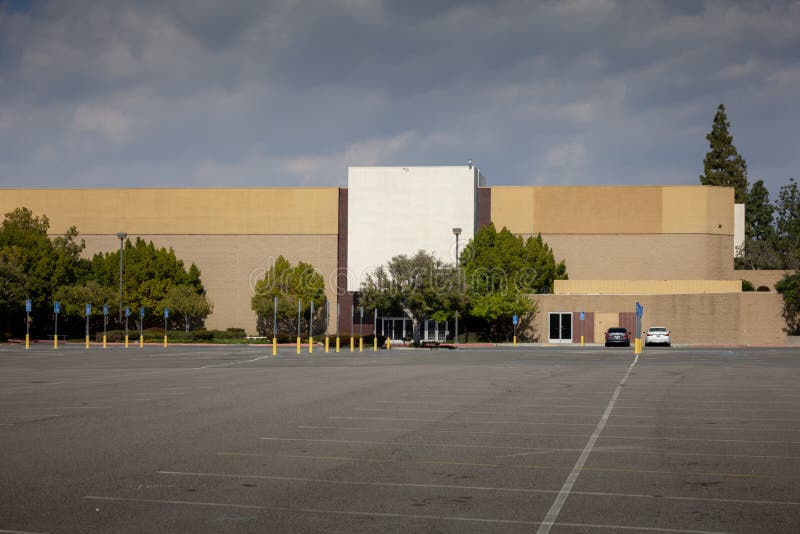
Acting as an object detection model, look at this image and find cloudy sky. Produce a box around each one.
[1,0,798,196]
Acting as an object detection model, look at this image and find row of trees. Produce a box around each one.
[248,223,567,344]
[700,104,800,270]
[700,104,800,333]
[0,208,212,339]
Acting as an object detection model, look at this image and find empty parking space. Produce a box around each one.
[1,344,799,532]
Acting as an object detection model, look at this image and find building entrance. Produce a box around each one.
[548,312,572,343]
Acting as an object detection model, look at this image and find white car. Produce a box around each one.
[644,327,671,347]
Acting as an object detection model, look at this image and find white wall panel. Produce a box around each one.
[347,166,478,291]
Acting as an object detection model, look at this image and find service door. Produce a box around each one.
[548,312,573,343]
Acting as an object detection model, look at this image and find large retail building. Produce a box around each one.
[1,166,788,344]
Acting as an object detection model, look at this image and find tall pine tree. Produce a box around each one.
[700,104,749,203]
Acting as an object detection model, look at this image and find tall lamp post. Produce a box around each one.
[117,232,127,325]
[452,227,462,343]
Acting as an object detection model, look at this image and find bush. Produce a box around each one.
[192,329,214,341]
[757,285,771,292]
[742,280,755,292]
[363,334,387,348]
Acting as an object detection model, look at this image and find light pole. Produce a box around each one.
[117,232,127,325]
[452,227,462,343]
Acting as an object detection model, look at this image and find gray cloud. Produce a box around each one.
[0,0,798,197]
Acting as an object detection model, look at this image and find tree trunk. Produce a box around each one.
[184,312,190,332]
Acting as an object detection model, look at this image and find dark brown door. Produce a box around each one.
[572,312,595,343]
[619,312,636,339]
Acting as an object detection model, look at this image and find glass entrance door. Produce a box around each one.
[548,312,573,343]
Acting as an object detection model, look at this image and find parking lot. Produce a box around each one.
[1,343,799,533]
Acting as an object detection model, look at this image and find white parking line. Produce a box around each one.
[537,353,639,534]
[153,470,800,507]
[193,354,273,369]
[297,424,800,445]
[328,416,800,434]
[260,436,554,451]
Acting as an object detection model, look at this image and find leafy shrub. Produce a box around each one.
[741,280,755,292]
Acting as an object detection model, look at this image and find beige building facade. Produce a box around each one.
[0,170,789,344]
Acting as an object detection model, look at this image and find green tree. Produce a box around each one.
[736,180,779,269]
[160,285,213,332]
[251,256,326,337]
[774,178,800,270]
[700,104,749,203]
[461,223,567,341]
[776,271,800,335]
[0,207,89,337]
[53,281,116,334]
[91,237,207,328]
[359,250,459,345]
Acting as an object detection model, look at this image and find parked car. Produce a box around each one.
[604,327,631,347]
[644,326,671,347]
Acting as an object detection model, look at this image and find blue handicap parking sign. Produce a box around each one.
[103,304,109,316]
[140,307,145,317]
[579,311,585,321]
[125,306,130,317]
[86,303,92,315]
[164,308,169,318]
[25,299,32,313]
[512,315,518,325]
[54,301,60,314]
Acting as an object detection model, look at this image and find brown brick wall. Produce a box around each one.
[81,234,339,335]
[533,292,785,345]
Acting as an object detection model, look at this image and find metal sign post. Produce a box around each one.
[102,304,109,349]
[296,299,301,355]
[579,311,585,347]
[53,301,60,349]
[635,302,644,354]
[373,308,378,352]
[350,304,354,353]
[359,306,364,352]
[272,296,278,356]
[336,302,341,353]
[163,308,169,348]
[512,314,518,347]
[139,307,144,347]
[325,301,330,353]
[308,300,314,354]
[25,299,31,350]
[85,303,91,348]
[125,306,130,348]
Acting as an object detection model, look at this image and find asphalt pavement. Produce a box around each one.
[1,342,800,533]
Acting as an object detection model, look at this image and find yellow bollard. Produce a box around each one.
[103,335,107,349]
[25,334,29,350]
[125,335,129,349]
[325,337,329,353]
[387,338,391,350]
[54,336,58,349]
[374,337,378,352]
[513,335,517,347]
[309,336,314,354]
[163,335,168,348]
[336,337,340,352]
[296,336,301,354]
[86,335,90,349]
[359,338,363,353]
[350,337,354,352]
[139,335,143,348]
[580,335,584,347]
[272,337,277,356]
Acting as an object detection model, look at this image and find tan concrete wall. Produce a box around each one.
[0,188,340,235]
[555,279,741,295]
[531,293,785,345]
[491,185,733,235]
[533,234,734,280]
[735,270,792,291]
[2,188,342,335]
[81,234,339,335]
